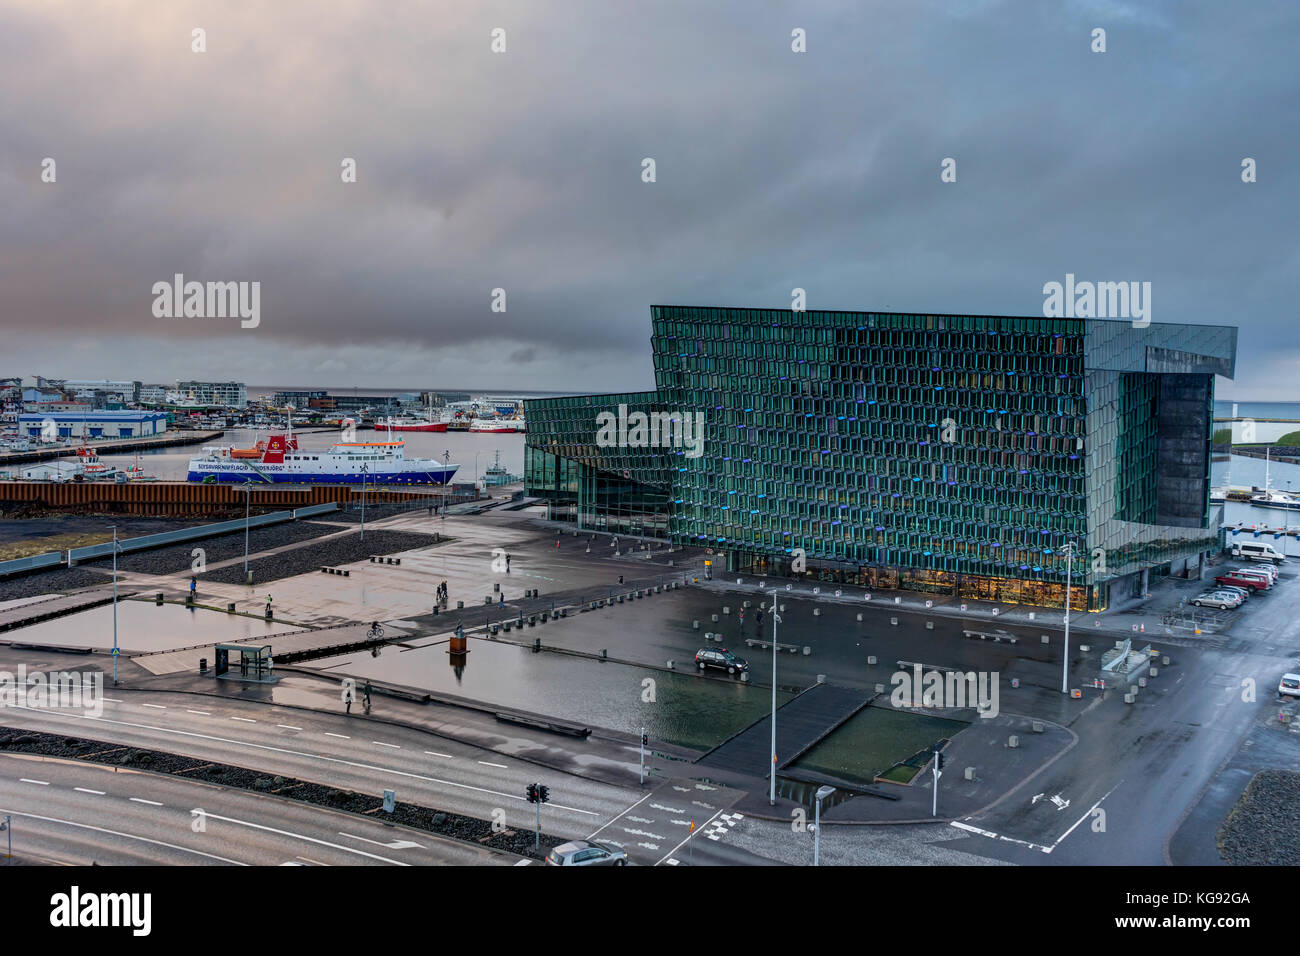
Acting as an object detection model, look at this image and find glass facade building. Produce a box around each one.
[526,307,1236,610]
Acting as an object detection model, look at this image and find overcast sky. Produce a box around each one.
[1,0,1295,397]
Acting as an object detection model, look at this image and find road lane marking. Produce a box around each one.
[586,792,652,841]
[130,798,163,806]
[374,742,401,749]
[74,788,106,795]
[656,807,725,866]
[231,717,256,723]
[197,812,408,865]
[324,732,350,739]
[339,832,425,850]
[0,806,246,865]
[514,859,533,866]
[19,779,48,786]
[277,725,303,731]
[424,751,453,759]
[141,704,166,710]
[7,706,599,815]
[186,710,211,716]
[478,761,506,769]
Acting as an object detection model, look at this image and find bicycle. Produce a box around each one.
[366,623,385,640]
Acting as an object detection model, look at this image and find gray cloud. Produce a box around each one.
[1,0,1296,395]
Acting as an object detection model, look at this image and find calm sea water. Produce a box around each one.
[1214,401,1300,420]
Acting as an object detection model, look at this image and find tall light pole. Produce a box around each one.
[813,785,834,865]
[769,599,780,805]
[243,480,252,583]
[111,525,119,686]
[360,463,368,543]
[1061,540,1076,695]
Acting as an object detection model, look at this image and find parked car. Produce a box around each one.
[1226,567,1274,589]
[1214,572,1268,593]
[1232,541,1286,564]
[545,840,627,866]
[695,647,749,674]
[1234,564,1279,584]
[1192,591,1241,610]
[1278,673,1300,700]
[1213,584,1251,602]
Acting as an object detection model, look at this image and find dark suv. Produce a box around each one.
[695,647,749,675]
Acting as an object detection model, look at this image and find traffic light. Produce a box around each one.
[525,783,538,803]
[539,785,550,804]
[641,732,648,747]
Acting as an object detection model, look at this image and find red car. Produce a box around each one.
[1214,572,1269,593]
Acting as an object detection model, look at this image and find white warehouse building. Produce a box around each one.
[18,411,168,440]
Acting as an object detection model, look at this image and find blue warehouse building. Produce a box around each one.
[19,411,169,440]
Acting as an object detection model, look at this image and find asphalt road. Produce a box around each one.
[0,690,771,865]
[0,752,517,866]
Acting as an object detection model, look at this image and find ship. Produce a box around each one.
[469,417,526,434]
[187,434,459,484]
[372,416,447,433]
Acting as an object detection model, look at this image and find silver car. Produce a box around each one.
[1192,591,1242,609]
[545,840,628,867]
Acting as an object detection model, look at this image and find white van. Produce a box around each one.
[1231,541,1286,565]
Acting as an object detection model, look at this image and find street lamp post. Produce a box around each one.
[111,526,119,686]
[813,785,834,865]
[1061,541,1076,695]
[360,464,368,543]
[243,480,252,583]
[770,599,780,805]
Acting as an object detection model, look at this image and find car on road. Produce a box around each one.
[1191,591,1242,609]
[1214,571,1269,593]
[695,647,749,675]
[1278,673,1300,699]
[545,840,628,866]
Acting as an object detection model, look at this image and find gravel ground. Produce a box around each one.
[1217,769,1300,865]
[82,519,338,575]
[0,726,559,859]
[722,815,1013,866]
[0,566,115,602]
[202,528,443,585]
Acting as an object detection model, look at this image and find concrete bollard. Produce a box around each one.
[723,607,730,615]
[816,674,826,683]
[964,767,977,781]
[1125,693,1135,704]
[743,600,750,608]
[890,617,898,626]
[457,600,464,609]
[925,621,934,630]
[1032,721,1044,733]
[856,613,863,622]
[813,608,821,617]
[532,637,540,651]
[803,646,811,655]
[712,614,719,623]
[1138,677,1147,688]
[875,683,885,693]
[1162,655,1170,666]
[265,608,273,621]
[693,620,700,629]
[343,569,350,577]
[227,602,236,613]
[433,606,439,616]
[740,672,749,683]
[867,655,877,665]
[156,593,164,604]
[667,660,674,670]
[1150,666,1158,678]
[484,596,492,605]
[1041,634,1049,644]
[494,582,500,592]
[1080,644,1090,652]
[1007,735,1019,749]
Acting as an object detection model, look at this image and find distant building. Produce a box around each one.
[137,384,170,405]
[62,380,141,404]
[176,381,247,407]
[272,389,328,408]
[18,411,167,440]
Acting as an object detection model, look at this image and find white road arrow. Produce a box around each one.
[339,832,425,850]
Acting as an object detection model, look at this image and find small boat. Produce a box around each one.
[1249,448,1300,510]
[373,416,447,433]
[469,417,526,434]
[74,445,119,480]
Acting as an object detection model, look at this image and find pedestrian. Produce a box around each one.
[556,539,560,550]
[757,609,764,628]
[363,681,372,715]
[499,592,505,608]
[506,553,511,573]
[189,576,197,599]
